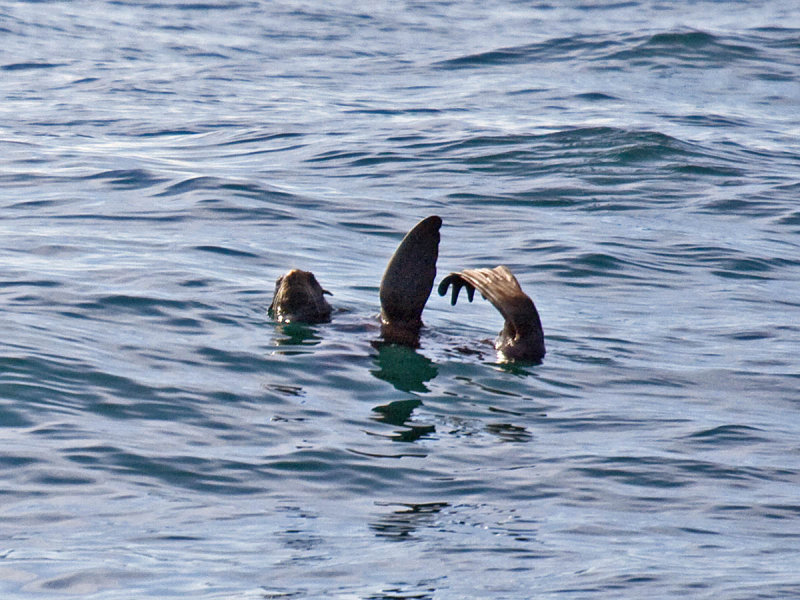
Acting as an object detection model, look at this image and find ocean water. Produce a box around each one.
[2,0,800,598]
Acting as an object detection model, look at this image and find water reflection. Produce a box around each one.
[486,422,533,443]
[370,342,438,393]
[372,398,435,442]
[272,322,324,353]
[370,502,449,541]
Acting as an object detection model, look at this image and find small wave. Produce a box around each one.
[685,424,767,446]
[435,35,617,69]
[194,245,260,258]
[574,92,620,102]
[74,295,212,320]
[108,1,250,10]
[1,62,67,71]
[651,243,798,281]
[605,29,761,67]
[85,169,168,190]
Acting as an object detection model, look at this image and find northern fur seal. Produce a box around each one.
[268,269,332,324]
[269,216,545,362]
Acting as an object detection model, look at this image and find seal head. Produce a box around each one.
[379,215,442,346]
[438,265,545,362]
[269,269,332,324]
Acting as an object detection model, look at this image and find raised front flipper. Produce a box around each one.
[379,215,442,345]
[438,266,545,362]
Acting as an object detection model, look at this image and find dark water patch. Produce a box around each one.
[30,470,96,486]
[52,212,188,223]
[77,294,211,317]
[154,175,227,197]
[680,460,796,484]
[427,127,712,182]
[211,180,303,206]
[343,107,445,116]
[218,131,305,147]
[197,346,272,373]
[2,62,67,71]
[134,128,204,138]
[544,416,656,433]
[748,69,795,82]
[307,150,370,164]
[1,279,62,289]
[700,197,784,217]
[572,455,794,490]
[684,424,767,446]
[194,245,260,259]
[763,504,800,519]
[574,92,619,102]
[1,354,210,424]
[650,244,795,280]
[670,163,745,177]
[435,35,618,69]
[723,330,773,342]
[87,389,210,423]
[31,117,122,128]
[777,210,800,228]
[265,448,431,494]
[0,454,40,468]
[606,30,761,67]
[350,153,419,168]
[65,445,264,495]
[85,169,168,190]
[507,87,549,96]
[178,278,214,288]
[721,584,800,600]
[0,405,33,427]
[711,257,775,280]
[542,251,647,283]
[666,113,751,128]
[35,568,147,595]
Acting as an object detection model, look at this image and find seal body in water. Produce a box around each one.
[270,216,441,347]
[438,266,545,362]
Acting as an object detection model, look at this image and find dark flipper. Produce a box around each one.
[379,215,442,345]
[438,266,545,362]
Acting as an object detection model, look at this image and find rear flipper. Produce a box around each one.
[438,266,545,362]
[379,215,442,346]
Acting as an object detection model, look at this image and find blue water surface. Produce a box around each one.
[1,1,800,598]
